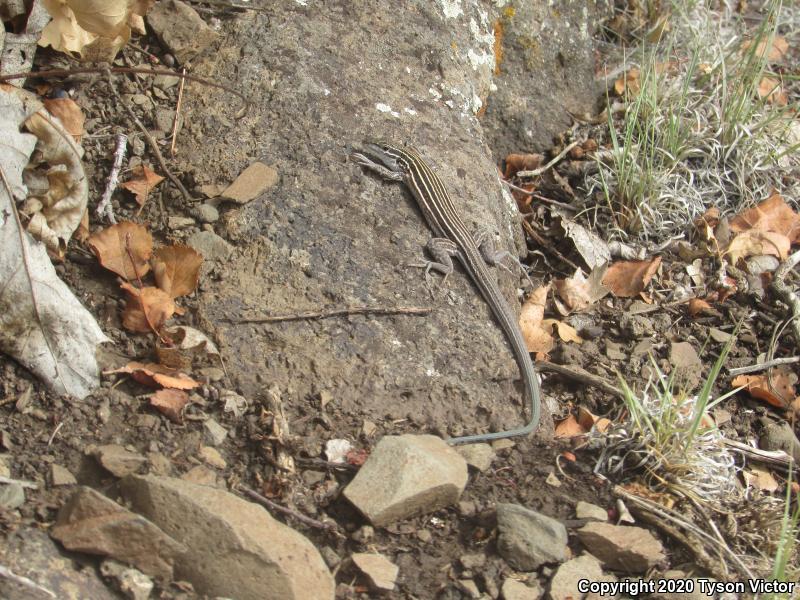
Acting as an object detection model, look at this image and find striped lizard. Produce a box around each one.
[352,143,542,445]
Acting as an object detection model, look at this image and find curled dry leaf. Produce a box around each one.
[541,319,583,344]
[554,414,587,438]
[743,35,789,62]
[120,282,175,333]
[519,284,553,355]
[87,221,152,279]
[155,325,219,370]
[687,298,713,317]
[503,153,543,178]
[553,266,609,312]
[151,245,203,298]
[614,67,640,96]
[21,103,88,254]
[108,361,200,389]
[742,467,780,493]
[39,0,155,61]
[602,256,661,298]
[149,388,188,423]
[577,406,612,433]
[757,77,788,106]
[732,368,797,408]
[729,192,800,243]
[725,230,789,264]
[42,98,85,141]
[120,165,164,207]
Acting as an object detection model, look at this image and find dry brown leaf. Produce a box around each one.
[577,406,612,433]
[519,284,554,354]
[757,76,788,106]
[542,319,583,344]
[729,192,800,243]
[120,165,165,207]
[743,467,780,493]
[155,326,219,370]
[602,256,661,297]
[732,369,797,408]
[42,97,85,141]
[554,414,587,438]
[150,388,188,423]
[87,221,152,279]
[553,270,592,312]
[109,361,200,390]
[151,245,203,299]
[120,282,175,333]
[725,230,790,264]
[503,153,543,179]
[688,298,713,317]
[614,68,640,96]
[743,35,789,62]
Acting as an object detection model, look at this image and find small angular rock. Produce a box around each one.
[0,482,25,509]
[50,464,77,486]
[120,475,334,599]
[147,0,218,64]
[575,501,607,522]
[455,443,495,472]
[577,522,666,572]
[549,554,607,600]
[221,162,279,204]
[496,503,568,571]
[502,577,543,600]
[343,434,468,526]
[351,552,398,592]
[187,230,233,262]
[51,487,185,580]
[198,446,226,469]
[94,445,147,477]
[203,418,228,445]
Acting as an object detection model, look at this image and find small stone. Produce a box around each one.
[577,522,666,573]
[352,525,374,543]
[0,454,10,478]
[147,452,172,476]
[191,203,220,223]
[181,465,218,487]
[575,501,607,522]
[197,367,225,382]
[168,216,196,229]
[94,445,147,477]
[320,546,340,569]
[709,328,732,343]
[459,553,486,570]
[605,340,626,361]
[351,552,398,592]
[187,230,233,262]
[199,183,226,198]
[456,443,495,472]
[0,482,25,509]
[549,554,606,600]
[496,503,568,571]
[361,420,377,437]
[416,529,432,543]
[670,341,703,391]
[457,500,477,517]
[456,579,481,599]
[221,162,279,204]
[198,446,226,469]
[502,577,543,600]
[97,399,111,424]
[302,470,326,486]
[154,107,180,135]
[153,74,179,89]
[51,464,77,486]
[545,472,561,487]
[203,418,228,446]
[147,0,219,64]
[134,414,159,429]
[492,439,515,452]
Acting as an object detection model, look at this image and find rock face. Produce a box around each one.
[50,486,185,580]
[344,435,468,526]
[577,522,667,573]
[120,475,335,600]
[496,503,568,571]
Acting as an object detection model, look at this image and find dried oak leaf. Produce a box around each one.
[109,361,200,389]
[87,221,152,279]
[729,192,800,243]
[42,97,84,141]
[757,77,788,106]
[577,406,612,433]
[554,414,587,438]
[602,256,661,298]
[151,245,203,299]
[120,282,175,333]
[614,68,640,96]
[553,267,609,312]
[732,368,797,408]
[503,153,543,179]
[120,165,164,207]
[150,388,188,423]
[519,284,553,355]
[542,319,583,345]
[743,467,780,493]
[687,298,713,317]
[743,35,789,62]
[725,230,790,264]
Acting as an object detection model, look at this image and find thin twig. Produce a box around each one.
[47,421,63,446]
[105,69,193,204]
[0,565,56,598]
[502,180,577,212]
[96,133,127,223]
[0,476,38,489]
[516,140,580,177]
[0,66,251,114]
[170,68,187,157]
[237,484,340,533]
[727,356,800,376]
[225,305,433,324]
[187,0,269,11]
[521,219,581,271]
[536,360,624,399]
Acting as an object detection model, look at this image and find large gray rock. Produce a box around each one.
[50,486,185,580]
[344,434,468,526]
[120,474,334,600]
[496,503,568,571]
[577,522,666,573]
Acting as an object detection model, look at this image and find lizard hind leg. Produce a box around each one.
[474,228,533,287]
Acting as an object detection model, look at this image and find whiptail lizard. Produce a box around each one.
[352,143,542,445]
